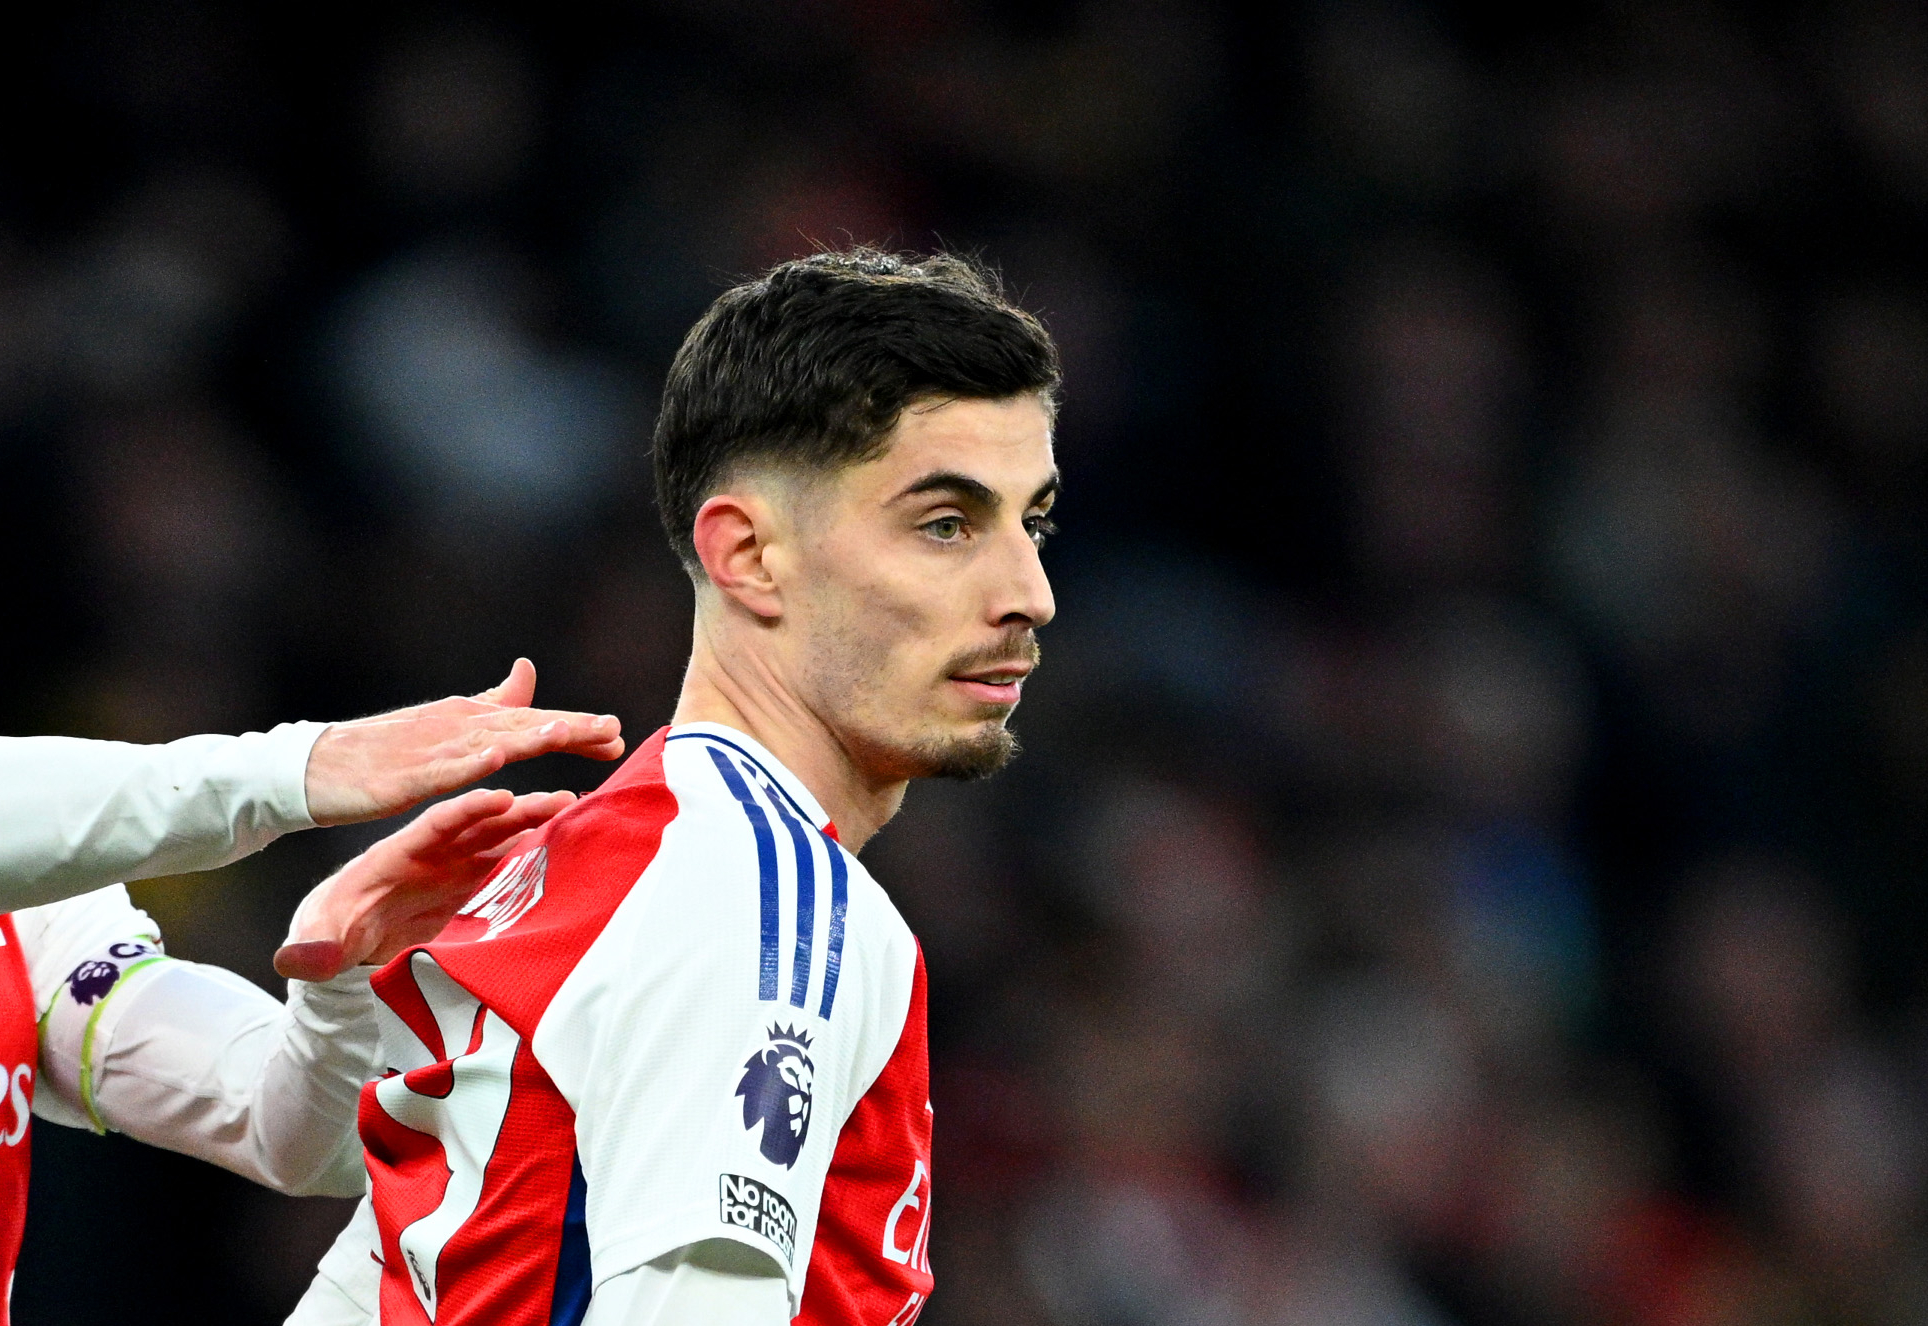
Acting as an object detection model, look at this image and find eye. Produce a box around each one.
[1024,514,1059,547]
[922,515,967,542]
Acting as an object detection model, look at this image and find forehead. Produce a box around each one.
[852,393,1056,493]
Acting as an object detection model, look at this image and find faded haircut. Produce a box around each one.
[652,248,1060,570]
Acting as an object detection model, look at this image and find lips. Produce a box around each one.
[949,666,1030,707]
[943,631,1040,709]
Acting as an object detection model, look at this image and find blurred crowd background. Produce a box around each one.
[7,1,1928,1323]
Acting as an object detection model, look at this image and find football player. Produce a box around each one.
[292,251,1060,1326]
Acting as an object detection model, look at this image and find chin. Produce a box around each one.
[903,722,1020,781]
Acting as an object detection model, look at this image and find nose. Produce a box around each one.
[991,519,1056,629]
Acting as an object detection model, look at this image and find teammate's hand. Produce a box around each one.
[303,658,623,826]
[273,786,574,982]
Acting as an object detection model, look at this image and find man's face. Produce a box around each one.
[774,392,1058,782]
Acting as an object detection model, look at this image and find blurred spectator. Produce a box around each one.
[1820,0,1928,205]
[50,174,287,400]
[328,243,630,537]
[1298,971,1481,1242]
[1810,281,1928,532]
[1302,0,1486,203]
[365,21,538,207]
[1547,388,1838,745]
[65,403,300,741]
[1529,8,1798,242]
[1334,244,1527,589]
[1023,1003,1243,1326]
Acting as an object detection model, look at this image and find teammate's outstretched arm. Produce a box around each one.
[0,658,623,911]
[26,786,580,1198]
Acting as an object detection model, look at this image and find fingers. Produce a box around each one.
[307,685,625,824]
[383,788,574,866]
[475,711,625,764]
[411,712,623,790]
[471,707,621,739]
[283,787,578,976]
[408,787,518,844]
[478,826,538,862]
[472,658,538,709]
[436,791,576,858]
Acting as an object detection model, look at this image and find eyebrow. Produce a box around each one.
[894,470,1062,513]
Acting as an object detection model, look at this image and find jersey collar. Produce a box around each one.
[666,722,835,833]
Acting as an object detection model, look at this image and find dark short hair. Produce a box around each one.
[653,248,1061,568]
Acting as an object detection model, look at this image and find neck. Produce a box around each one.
[672,613,906,852]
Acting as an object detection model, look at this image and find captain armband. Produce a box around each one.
[38,936,171,1133]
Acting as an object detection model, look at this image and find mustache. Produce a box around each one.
[943,629,1041,677]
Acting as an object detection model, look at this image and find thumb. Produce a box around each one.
[274,939,348,983]
[473,657,537,708]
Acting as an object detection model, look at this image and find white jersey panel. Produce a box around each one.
[530,727,919,1312]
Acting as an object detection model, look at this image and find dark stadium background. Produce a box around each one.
[7,1,1928,1322]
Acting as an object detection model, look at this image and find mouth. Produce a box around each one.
[948,664,1031,707]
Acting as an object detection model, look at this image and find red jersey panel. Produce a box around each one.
[799,949,935,1326]
[0,916,36,1326]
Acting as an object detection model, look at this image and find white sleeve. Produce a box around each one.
[0,722,324,909]
[24,887,379,1196]
[582,1242,790,1326]
[288,1198,380,1326]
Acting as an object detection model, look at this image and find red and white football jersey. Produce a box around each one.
[320,724,934,1325]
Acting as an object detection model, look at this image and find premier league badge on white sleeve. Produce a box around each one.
[736,1024,814,1167]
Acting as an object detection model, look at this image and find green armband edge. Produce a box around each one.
[38,954,173,1135]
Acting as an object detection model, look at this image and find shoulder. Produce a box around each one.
[503,727,783,891]
[538,732,683,861]
[434,732,684,949]
[655,730,804,837]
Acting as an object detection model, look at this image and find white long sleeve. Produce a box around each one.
[23,886,379,1197]
[286,1218,790,1326]
[0,722,325,910]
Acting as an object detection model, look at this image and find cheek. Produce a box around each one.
[847,557,937,629]
[791,541,986,722]
[801,562,945,674]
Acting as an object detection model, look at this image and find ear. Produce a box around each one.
[692,492,784,619]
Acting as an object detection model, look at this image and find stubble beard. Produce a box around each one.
[812,618,1037,783]
[909,721,1020,781]
[896,629,1037,780]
